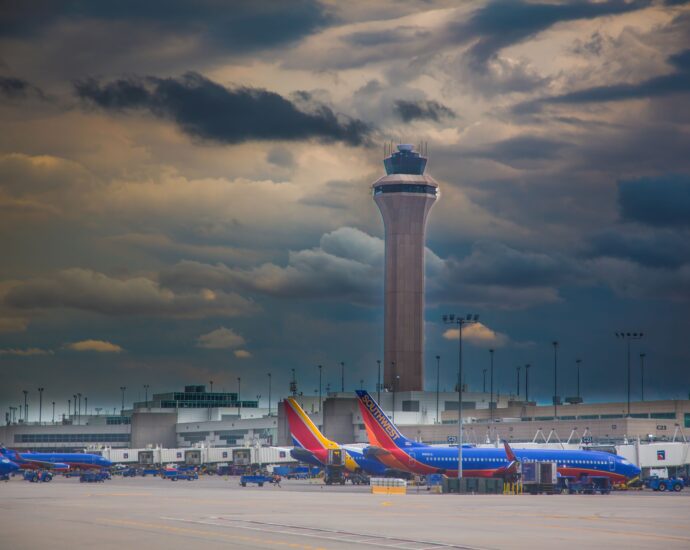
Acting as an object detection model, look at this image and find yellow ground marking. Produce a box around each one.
[97,518,326,549]
[87,492,152,497]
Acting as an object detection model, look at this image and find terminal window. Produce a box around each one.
[402,400,420,412]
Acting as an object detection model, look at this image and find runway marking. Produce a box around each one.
[87,492,152,497]
[97,518,326,549]
[162,516,486,550]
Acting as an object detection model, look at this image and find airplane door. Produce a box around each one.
[608,455,615,472]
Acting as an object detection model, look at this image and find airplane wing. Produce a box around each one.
[289,447,320,463]
[18,457,70,470]
[362,445,392,459]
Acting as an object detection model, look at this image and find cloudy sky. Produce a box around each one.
[1,1,689,419]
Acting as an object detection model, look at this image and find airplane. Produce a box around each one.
[284,397,388,476]
[355,390,641,484]
[0,447,112,471]
[0,456,20,478]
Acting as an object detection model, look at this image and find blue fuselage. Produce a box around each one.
[0,457,20,476]
[385,444,640,481]
[1,449,111,470]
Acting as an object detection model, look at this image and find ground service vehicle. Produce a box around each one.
[567,476,611,494]
[24,470,53,482]
[646,477,684,492]
[80,471,109,483]
[240,474,278,487]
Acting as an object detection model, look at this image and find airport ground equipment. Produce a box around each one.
[323,448,346,485]
[23,470,53,482]
[239,474,278,487]
[79,471,109,483]
[371,477,407,495]
[440,476,503,494]
[521,461,557,494]
[272,466,319,479]
[162,470,198,481]
[646,476,684,492]
[567,476,611,494]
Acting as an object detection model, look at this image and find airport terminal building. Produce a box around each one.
[2,384,689,454]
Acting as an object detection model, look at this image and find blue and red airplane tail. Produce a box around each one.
[355,390,438,475]
[355,390,423,450]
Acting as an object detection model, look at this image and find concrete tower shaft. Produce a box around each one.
[373,145,438,392]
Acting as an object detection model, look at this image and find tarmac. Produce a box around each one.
[1,475,689,549]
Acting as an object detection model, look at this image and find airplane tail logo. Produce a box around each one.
[284,397,336,452]
[355,390,417,449]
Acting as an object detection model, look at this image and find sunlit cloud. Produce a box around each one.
[0,347,53,356]
[443,323,510,348]
[64,340,123,353]
[197,327,246,349]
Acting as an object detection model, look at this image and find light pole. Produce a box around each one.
[482,368,487,393]
[51,401,55,424]
[38,387,44,423]
[143,385,149,408]
[615,332,643,416]
[22,390,28,422]
[340,361,345,393]
[237,377,241,413]
[443,313,479,480]
[208,380,213,420]
[489,349,495,422]
[267,373,272,416]
[68,399,71,419]
[552,342,559,419]
[515,367,520,398]
[78,393,82,420]
[640,353,646,401]
[525,364,531,402]
[575,359,582,400]
[435,355,441,424]
[84,396,88,416]
[120,386,126,413]
[318,365,322,413]
[290,368,297,397]
[377,360,381,403]
[73,394,77,421]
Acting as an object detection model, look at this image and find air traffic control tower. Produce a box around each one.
[373,144,438,392]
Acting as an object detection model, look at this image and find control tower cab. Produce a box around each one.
[373,144,438,392]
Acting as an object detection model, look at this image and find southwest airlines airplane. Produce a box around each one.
[0,447,111,470]
[0,457,20,477]
[284,397,388,476]
[356,391,641,483]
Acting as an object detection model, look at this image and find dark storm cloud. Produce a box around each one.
[74,72,371,146]
[588,230,690,269]
[345,27,431,47]
[4,268,258,318]
[465,135,569,166]
[0,76,44,99]
[449,0,648,69]
[516,49,690,113]
[0,0,330,54]
[618,174,690,228]
[394,99,456,122]
[453,241,577,288]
